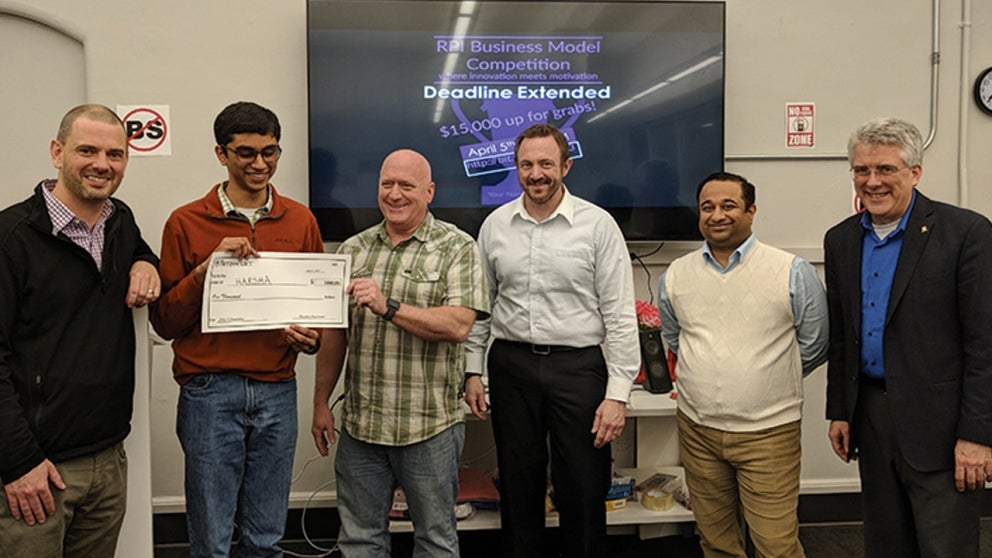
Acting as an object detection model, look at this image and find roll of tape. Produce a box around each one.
[641,488,673,511]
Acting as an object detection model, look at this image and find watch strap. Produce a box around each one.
[383,298,400,321]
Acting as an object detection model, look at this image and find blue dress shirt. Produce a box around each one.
[859,191,917,379]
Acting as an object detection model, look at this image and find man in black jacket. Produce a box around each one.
[825,117,992,558]
[0,104,160,556]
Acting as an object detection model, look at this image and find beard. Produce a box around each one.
[62,168,121,203]
[522,176,562,206]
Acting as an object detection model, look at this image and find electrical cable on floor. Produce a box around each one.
[292,454,325,484]
[293,478,340,556]
[284,393,346,556]
[287,394,502,555]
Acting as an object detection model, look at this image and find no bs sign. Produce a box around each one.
[117,105,172,156]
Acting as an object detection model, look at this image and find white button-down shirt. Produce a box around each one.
[466,187,640,401]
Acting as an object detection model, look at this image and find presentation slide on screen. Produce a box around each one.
[308,1,723,239]
[429,35,604,205]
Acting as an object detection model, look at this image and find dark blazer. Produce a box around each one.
[824,192,992,472]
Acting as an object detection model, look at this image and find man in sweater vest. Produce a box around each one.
[658,171,828,558]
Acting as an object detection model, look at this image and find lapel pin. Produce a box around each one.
[921,226,928,234]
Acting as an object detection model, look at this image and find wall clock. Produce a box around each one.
[976,66,992,116]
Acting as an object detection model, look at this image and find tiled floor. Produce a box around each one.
[148,523,874,558]
[153,518,992,557]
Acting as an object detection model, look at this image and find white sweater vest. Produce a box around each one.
[666,241,803,431]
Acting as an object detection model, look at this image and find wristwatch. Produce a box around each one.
[383,298,400,321]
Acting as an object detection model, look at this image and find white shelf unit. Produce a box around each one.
[391,470,693,532]
[389,385,693,534]
[625,384,679,418]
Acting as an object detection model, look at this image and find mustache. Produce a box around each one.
[526,177,553,186]
[83,168,114,177]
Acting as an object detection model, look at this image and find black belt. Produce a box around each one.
[860,374,887,391]
[496,339,592,355]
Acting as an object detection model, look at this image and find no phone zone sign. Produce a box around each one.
[118,105,171,156]
[786,102,814,148]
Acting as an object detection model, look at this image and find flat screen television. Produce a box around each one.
[308,0,724,241]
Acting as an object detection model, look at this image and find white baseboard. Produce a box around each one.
[155,483,867,515]
[799,478,861,494]
[153,490,338,515]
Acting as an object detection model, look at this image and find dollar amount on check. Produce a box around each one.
[201,252,351,333]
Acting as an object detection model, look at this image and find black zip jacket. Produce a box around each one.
[0,183,158,483]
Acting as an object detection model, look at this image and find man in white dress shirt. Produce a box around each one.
[464,123,640,558]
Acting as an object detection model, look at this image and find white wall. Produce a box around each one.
[3,0,992,526]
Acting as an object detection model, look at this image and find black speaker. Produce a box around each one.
[639,330,673,394]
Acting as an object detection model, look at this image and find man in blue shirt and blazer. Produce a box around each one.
[824,117,992,558]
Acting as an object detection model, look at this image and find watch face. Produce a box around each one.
[977,67,992,115]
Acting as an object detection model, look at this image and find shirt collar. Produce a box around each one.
[375,212,436,245]
[701,233,756,272]
[41,179,114,234]
[510,184,574,225]
[217,181,272,216]
[859,189,917,234]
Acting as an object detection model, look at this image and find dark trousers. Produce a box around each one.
[855,380,982,558]
[488,339,611,558]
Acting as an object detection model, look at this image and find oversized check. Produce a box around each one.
[201,252,351,333]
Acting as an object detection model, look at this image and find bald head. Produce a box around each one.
[378,149,435,241]
[57,104,124,144]
[381,149,432,183]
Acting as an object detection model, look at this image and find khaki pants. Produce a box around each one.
[678,411,804,558]
[0,443,127,557]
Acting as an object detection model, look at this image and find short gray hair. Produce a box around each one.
[847,117,923,167]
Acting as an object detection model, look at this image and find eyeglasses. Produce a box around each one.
[850,164,907,178]
[222,144,282,163]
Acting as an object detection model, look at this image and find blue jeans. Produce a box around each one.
[335,423,465,558]
[177,373,297,558]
